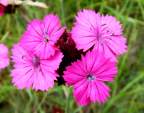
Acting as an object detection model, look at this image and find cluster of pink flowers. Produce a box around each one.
[0,9,127,106]
[64,9,127,105]
[11,14,64,91]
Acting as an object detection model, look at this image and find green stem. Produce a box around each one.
[104,72,144,113]
[34,92,48,113]
[60,0,66,25]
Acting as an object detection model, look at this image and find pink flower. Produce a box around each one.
[64,50,117,106]
[11,44,63,91]
[71,9,127,61]
[0,0,8,6]
[20,14,65,58]
[0,4,5,16]
[0,44,9,69]
[0,0,8,16]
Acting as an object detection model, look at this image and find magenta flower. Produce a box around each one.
[72,9,127,61]
[20,14,65,58]
[0,44,9,69]
[0,5,4,16]
[11,44,63,91]
[64,50,117,106]
[0,0,8,16]
[0,0,8,6]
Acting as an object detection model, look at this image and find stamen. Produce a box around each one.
[87,74,95,81]
[45,38,49,42]
[43,34,49,42]
[43,31,50,42]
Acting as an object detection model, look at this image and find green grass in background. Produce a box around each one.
[0,0,144,113]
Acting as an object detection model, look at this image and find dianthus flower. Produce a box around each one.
[20,14,65,58]
[0,44,9,69]
[64,50,117,105]
[72,9,127,61]
[11,44,63,91]
[0,0,8,16]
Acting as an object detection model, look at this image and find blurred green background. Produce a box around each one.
[0,0,144,113]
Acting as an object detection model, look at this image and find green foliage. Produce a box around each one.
[0,0,144,113]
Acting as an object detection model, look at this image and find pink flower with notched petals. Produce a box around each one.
[0,44,9,69]
[11,44,63,91]
[72,9,127,61]
[20,14,65,58]
[64,50,117,106]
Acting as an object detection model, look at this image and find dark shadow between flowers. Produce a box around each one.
[56,31,83,85]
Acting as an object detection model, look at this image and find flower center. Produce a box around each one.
[32,56,40,67]
[44,34,49,42]
[87,74,95,81]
